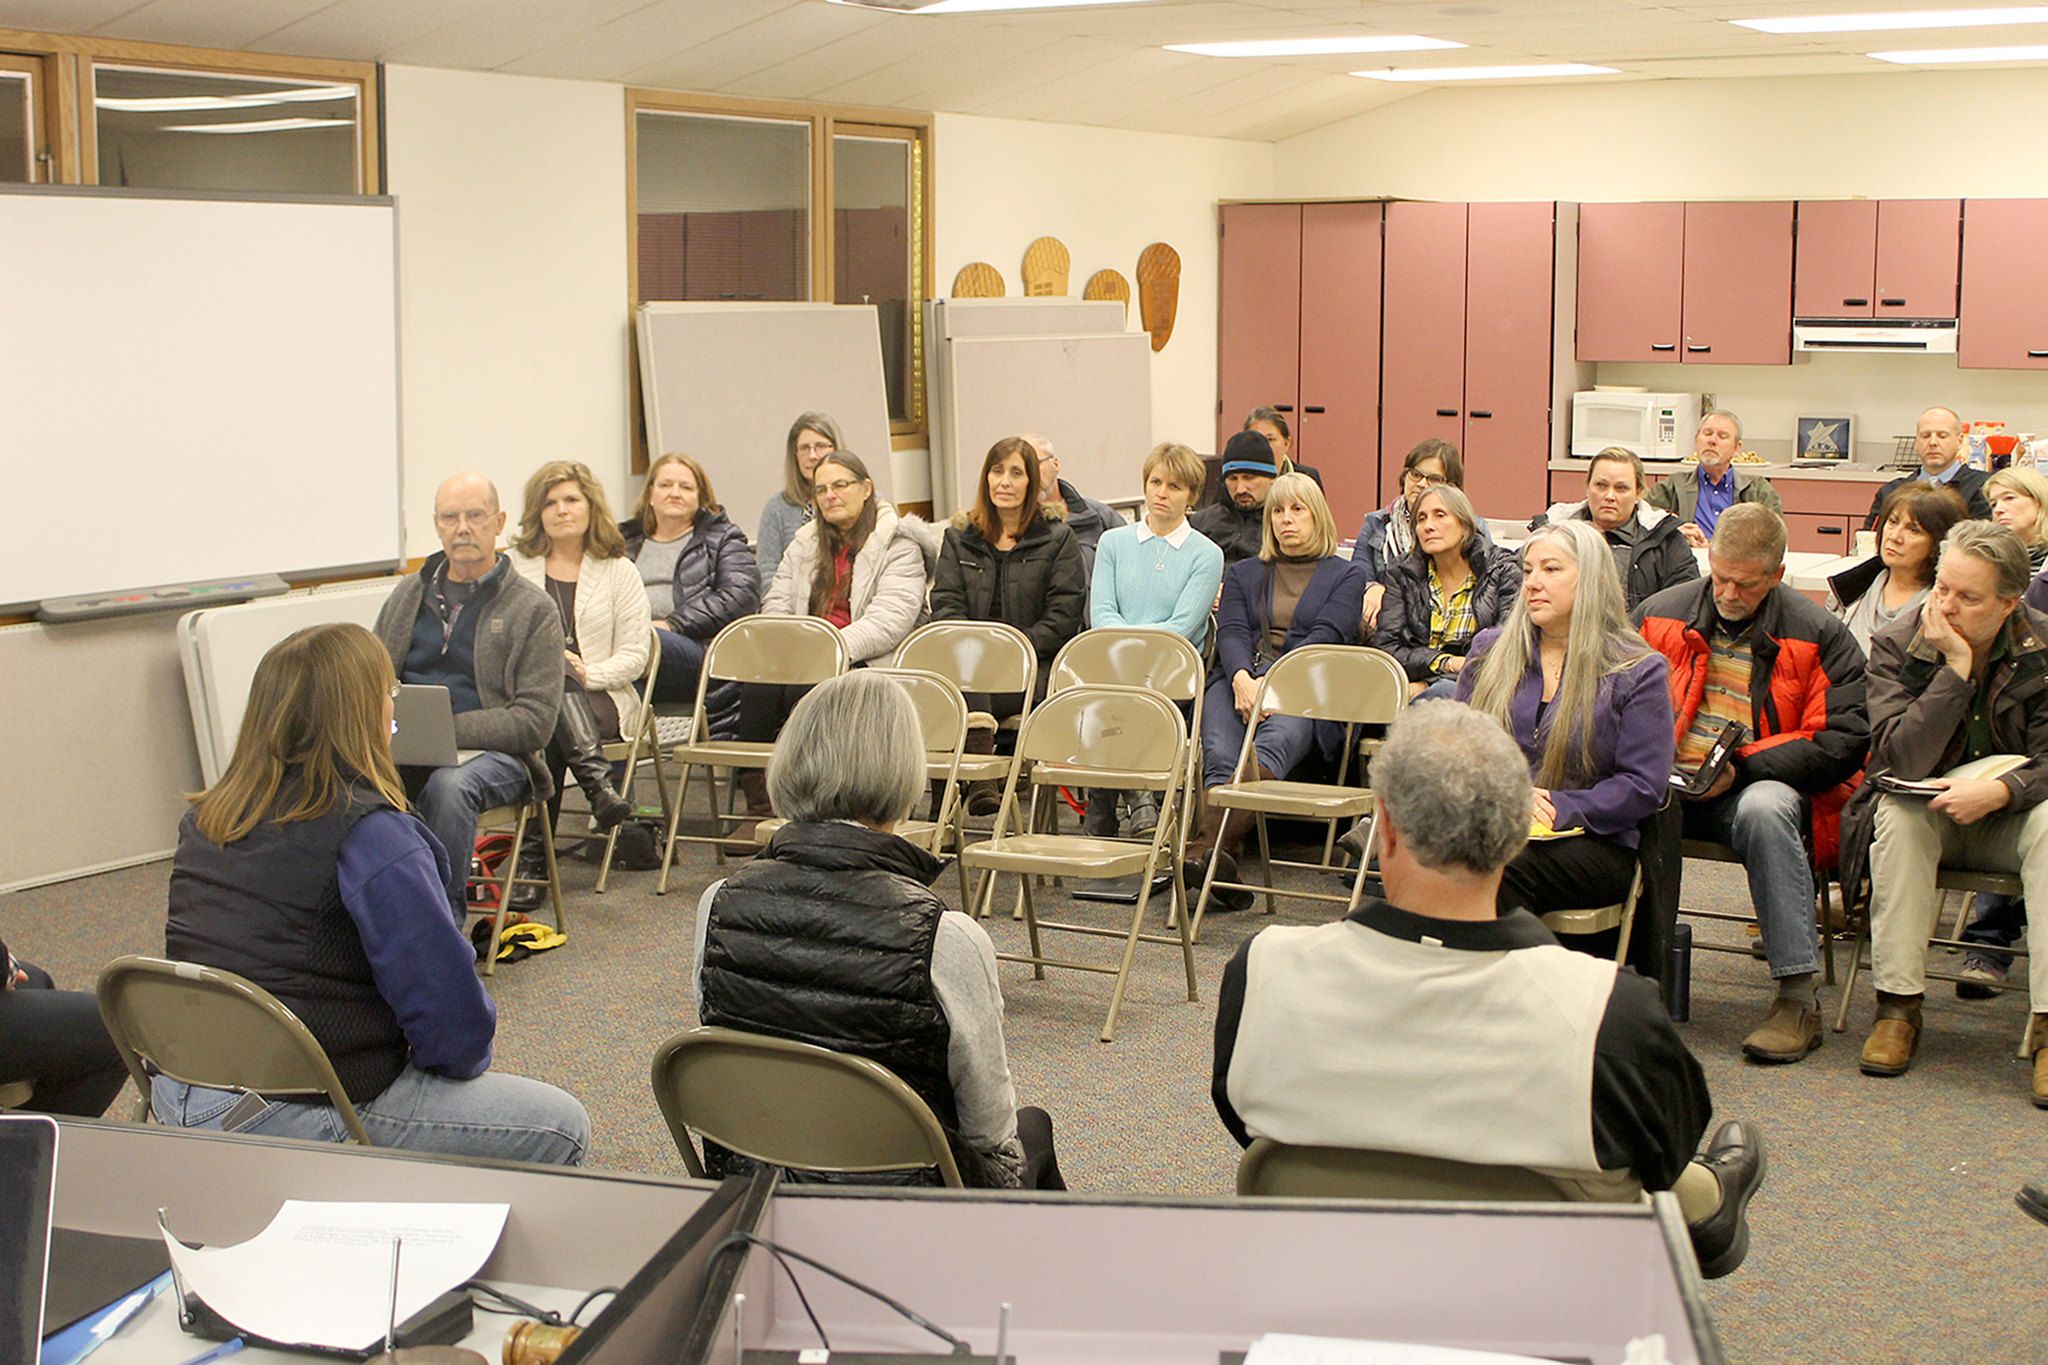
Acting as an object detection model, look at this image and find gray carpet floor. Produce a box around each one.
[8,830,2048,1362]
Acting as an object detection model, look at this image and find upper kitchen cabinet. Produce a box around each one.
[1795,199,1960,320]
[1959,199,2048,372]
[1578,201,1794,365]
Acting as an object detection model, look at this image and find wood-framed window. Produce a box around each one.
[627,89,934,466]
[0,28,378,193]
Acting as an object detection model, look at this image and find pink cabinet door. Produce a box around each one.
[1297,202,1383,536]
[1875,198,1960,319]
[1381,200,1469,508]
[1794,200,1877,318]
[1463,202,1557,523]
[1960,199,2048,370]
[1576,202,1683,362]
[1217,203,1303,451]
[1681,200,1793,365]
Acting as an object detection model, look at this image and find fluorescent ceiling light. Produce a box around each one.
[96,85,355,113]
[160,117,354,134]
[1354,63,1618,81]
[1869,41,2048,58]
[1167,36,1464,57]
[827,0,1150,13]
[1734,7,2048,35]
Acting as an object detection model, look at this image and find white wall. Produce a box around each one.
[1273,67,2048,461]
[383,65,632,558]
[933,113,1273,461]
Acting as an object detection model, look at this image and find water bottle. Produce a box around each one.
[1666,922,1693,1023]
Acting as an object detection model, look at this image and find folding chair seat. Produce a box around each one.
[1235,1138,1643,1204]
[1676,827,1837,986]
[1046,628,1206,853]
[650,1026,962,1186]
[959,684,1196,1042]
[1193,645,1407,940]
[1832,864,2031,1037]
[96,955,371,1144]
[1541,863,1644,964]
[657,615,849,893]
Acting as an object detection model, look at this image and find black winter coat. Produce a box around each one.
[1374,535,1523,682]
[929,508,1089,662]
[620,510,760,640]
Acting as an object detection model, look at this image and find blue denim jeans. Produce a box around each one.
[1682,778,1819,977]
[650,628,705,704]
[408,751,533,917]
[1201,676,1316,788]
[153,1065,590,1167]
[1411,676,1459,704]
[1960,892,2026,969]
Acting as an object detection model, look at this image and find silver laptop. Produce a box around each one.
[390,685,481,768]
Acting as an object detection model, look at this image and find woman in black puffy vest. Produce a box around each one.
[690,670,1066,1190]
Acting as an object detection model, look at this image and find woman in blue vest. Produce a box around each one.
[158,622,590,1164]
[691,670,1065,1190]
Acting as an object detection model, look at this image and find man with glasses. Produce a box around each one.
[373,472,565,919]
[1023,433,1123,577]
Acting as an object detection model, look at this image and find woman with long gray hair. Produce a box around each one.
[690,670,1065,1190]
[1458,520,1674,955]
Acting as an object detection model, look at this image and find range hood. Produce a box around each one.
[1793,318,1957,354]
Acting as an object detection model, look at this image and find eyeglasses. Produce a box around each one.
[813,479,865,498]
[434,509,496,528]
[796,441,835,456]
[1402,470,1448,488]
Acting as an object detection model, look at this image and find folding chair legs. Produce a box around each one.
[481,804,563,978]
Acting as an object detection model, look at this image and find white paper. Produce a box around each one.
[160,1200,508,1351]
[1244,1335,1557,1365]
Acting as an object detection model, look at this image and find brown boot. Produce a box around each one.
[2028,1015,2048,1109]
[1742,996,1823,1063]
[1859,991,1923,1077]
[1183,791,1252,912]
[723,770,774,853]
[962,728,1002,817]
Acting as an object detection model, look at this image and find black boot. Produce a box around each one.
[557,688,633,830]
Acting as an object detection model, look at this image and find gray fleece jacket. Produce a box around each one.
[373,552,565,801]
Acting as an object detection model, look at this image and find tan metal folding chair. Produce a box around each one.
[474,798,564,976]
[1193,645,1407,940]
[1540,862,1644,964]
[1046,627,1207,862]
[594,628,666,894]
[0,1081,35,1109]
[96,955,371,1144]
[891,620,1039,845]
[1677,830,1837,986]
[1831,864,2031,1038]
[658,615,849,893]
[959,684,1195,1042]
[649,1025,962,1186]
[1235,1138,1643,1204]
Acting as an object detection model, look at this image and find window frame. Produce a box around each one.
[0,51,51,183]
[0,27,379,192]
[625,88,934,468]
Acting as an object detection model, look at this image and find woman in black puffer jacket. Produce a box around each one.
[1374,483,1522,702]
[691,671,1066,1190]
[621,453,761,735]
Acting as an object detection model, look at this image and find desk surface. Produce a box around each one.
[51,1120,1723,1365]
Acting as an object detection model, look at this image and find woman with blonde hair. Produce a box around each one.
[160,622,589,1162]
[1458,519,1674,958]
[756,412,846,585]
[508,460,648,837]
[1988,466,2048,573]
[622,453,760,715]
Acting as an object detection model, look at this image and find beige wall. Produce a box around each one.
[383,65,632,558]
[933,112,1273,460]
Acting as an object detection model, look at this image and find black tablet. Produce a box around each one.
[0,1114,60,1365]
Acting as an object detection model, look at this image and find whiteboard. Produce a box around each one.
[179,579,400,785]
[0,187,403,607]
[637,303,893,534]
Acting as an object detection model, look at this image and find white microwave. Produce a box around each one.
[1570,390,1700,463]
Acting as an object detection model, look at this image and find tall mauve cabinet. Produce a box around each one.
[1217,201,1384,532]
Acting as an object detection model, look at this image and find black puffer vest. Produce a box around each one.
[167,783,409,1103]
[699,821,976,1185]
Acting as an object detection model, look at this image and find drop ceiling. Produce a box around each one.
[7,0,2048,141]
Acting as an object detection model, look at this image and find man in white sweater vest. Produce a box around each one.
[1212,700,1768,1279]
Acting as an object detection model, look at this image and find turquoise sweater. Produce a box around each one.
[1088,521,1225,645]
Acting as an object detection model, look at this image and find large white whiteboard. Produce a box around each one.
[637,303,893,534]
[0,187,403,607]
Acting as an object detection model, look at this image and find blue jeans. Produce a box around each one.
[1961,892,2026,969]
[1411,676,1458,704]
[1682,779,1819,978]
[409,752,533,917]
[650,628,705,704]
[1202,677,1317,788]
[153,1065,590,1167]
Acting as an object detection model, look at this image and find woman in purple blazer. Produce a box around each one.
[1457,520,1674,958]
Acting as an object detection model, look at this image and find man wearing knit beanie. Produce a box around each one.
[1190,429,1280,565]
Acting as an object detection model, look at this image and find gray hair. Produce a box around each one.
[1700,408,1743,443]
[765,671,925,827]
[1710,503,1787,571]
[784,411,847,506]
[1414,483,1480,545]
[1943,520,2032,600]
[1375,701,1533,875]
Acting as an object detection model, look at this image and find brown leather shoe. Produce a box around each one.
[2028,1015,2048,1109]
[1743,998,1823,1063]
[1860,992,1923,1077]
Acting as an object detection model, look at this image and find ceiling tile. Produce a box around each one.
[917,35,1133,113]
[714,15,968,99]
[380,0,659,70]
[72,0,331,49]
[618,3,887,89]
[497,0,789,81]
[0,0,151,31]
[805,25,1058,105]
[256,0,500,61]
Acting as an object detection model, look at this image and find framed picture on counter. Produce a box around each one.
[1796,415,1854,463]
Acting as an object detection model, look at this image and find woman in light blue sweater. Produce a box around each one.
[755,412,845,586]
[1084,442,1225,835]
